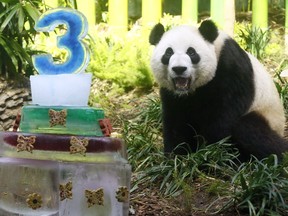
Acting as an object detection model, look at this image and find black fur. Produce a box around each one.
[198,20,219,43]
[186,47,200,64]
[232,112,288,161]
[161,47,174,65]
[160,38,288,160]
[149,23,165,45]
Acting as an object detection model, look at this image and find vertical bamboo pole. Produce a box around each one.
[182,0,198,24]
[211,0,225,29]
[108,0,128,35]
[211,0,235,36]
[285,0,288,54]
[252,0,268,29]
[77,0,96,26]
[142,0,162,28]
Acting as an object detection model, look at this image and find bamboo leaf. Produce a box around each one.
[9,40,32,64]
[240,174,248,190]
[0,4,18,32]
[0,36,18,69]
[18,6,25,33]
[0,5,13,20]
[0,0,18,3]
[160,169,172,190]
[24,3,40,22]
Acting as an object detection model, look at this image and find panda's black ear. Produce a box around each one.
[149,23,165,45]
[198,20,219,43]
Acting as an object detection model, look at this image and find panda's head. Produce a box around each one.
[149,20,220,95]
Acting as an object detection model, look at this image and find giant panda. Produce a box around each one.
[149,20,288,161]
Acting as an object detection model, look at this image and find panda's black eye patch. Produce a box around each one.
[187,47,196,56]
[161,47,174,65]
[165,47,174,56]
[186,47,200,64]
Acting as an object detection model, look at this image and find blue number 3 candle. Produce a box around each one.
[32,8,89,75]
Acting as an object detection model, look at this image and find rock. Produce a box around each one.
[0,77,31,131]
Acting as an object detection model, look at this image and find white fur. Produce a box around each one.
[150,25,217,94]
[213,31,229,60]
[247,53,285,135]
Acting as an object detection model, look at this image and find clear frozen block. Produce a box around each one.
[30,73,92,106]
[59,162,131,216]
[0,157,59,216]
[0,138,131,216]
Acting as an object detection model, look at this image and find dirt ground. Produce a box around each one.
[128,175,248,216]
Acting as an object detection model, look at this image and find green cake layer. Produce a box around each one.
[19,106,105,136]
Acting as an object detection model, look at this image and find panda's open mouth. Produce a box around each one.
[173,77,191,91]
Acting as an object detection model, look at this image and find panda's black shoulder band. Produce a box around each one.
[199,20,219,43]
[149,23,165,45]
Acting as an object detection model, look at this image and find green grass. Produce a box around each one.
[234,23,270,60]
[228,155,288,215]
[273,59,288,115]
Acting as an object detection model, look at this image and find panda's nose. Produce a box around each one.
[172,66,187,75]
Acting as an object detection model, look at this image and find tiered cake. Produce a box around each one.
[0,8,131,216]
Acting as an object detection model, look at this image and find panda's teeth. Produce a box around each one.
[173,77,190,91]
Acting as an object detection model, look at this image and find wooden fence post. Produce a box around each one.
[252,0,268,29]
[182,0,198,24]
[77,0,96,26]
[142,0,162,28]
[108,0,128,35]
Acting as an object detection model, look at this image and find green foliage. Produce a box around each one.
[0,0,45,77]
[260,24,284,60]
[228,156,288,215]
[160,13,183,31]
[206,178,231,196]
[123,96,162,171]
[273,59,288,115]
[87,25,154,93]
[137,140,239,197]
[58,0,78,8]
[237,23,270,59]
